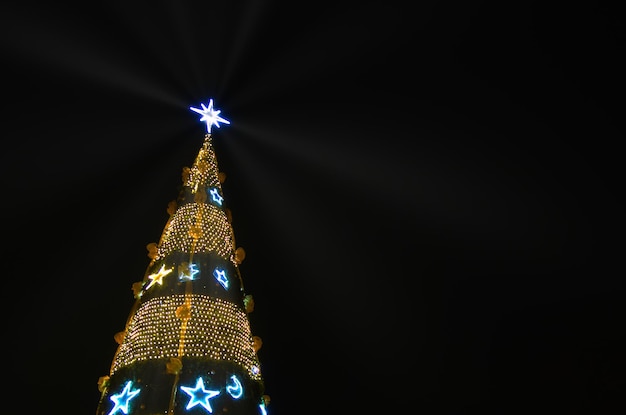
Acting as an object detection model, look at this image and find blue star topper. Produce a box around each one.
[190,99,230,133]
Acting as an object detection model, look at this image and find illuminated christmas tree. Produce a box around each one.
[96,99,270,415]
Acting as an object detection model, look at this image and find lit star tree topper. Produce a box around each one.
[108,381,140,415]
[190,99,230,133]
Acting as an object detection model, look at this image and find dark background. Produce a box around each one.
[1,1,623,414]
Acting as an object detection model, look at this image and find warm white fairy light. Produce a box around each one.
[185,137,222,188]
[156,204,234,261]
[111,295,262,381]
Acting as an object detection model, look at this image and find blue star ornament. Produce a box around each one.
[180,377,221,413]
[108,381,141,415]
[190,99,230,133]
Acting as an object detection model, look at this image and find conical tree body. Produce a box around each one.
[96,134,266,415]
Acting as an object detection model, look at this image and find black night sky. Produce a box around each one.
[1,1,624,414]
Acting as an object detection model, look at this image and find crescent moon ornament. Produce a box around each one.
[225,375,243,399]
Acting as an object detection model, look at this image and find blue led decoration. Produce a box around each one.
[190,99,230,133]
[179,262,200,281]
[213,268,229,289]
[259,402,268,415]
[209,187,224,206]
[180,377,221,413]
[108,381,140,415]
[226,375,243,399]
[225,375,243,399]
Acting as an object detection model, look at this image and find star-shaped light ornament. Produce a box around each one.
[145,264,173,290]
[180,377,221,413]
[190,99,230,133]
[179,262,200,281]
[108,381,141,415]
[209,187,224,206]
[213,268,229,290]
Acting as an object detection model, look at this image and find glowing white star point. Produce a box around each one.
[190,99,230,133]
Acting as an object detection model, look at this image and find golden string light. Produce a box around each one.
[111,294,262,381]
